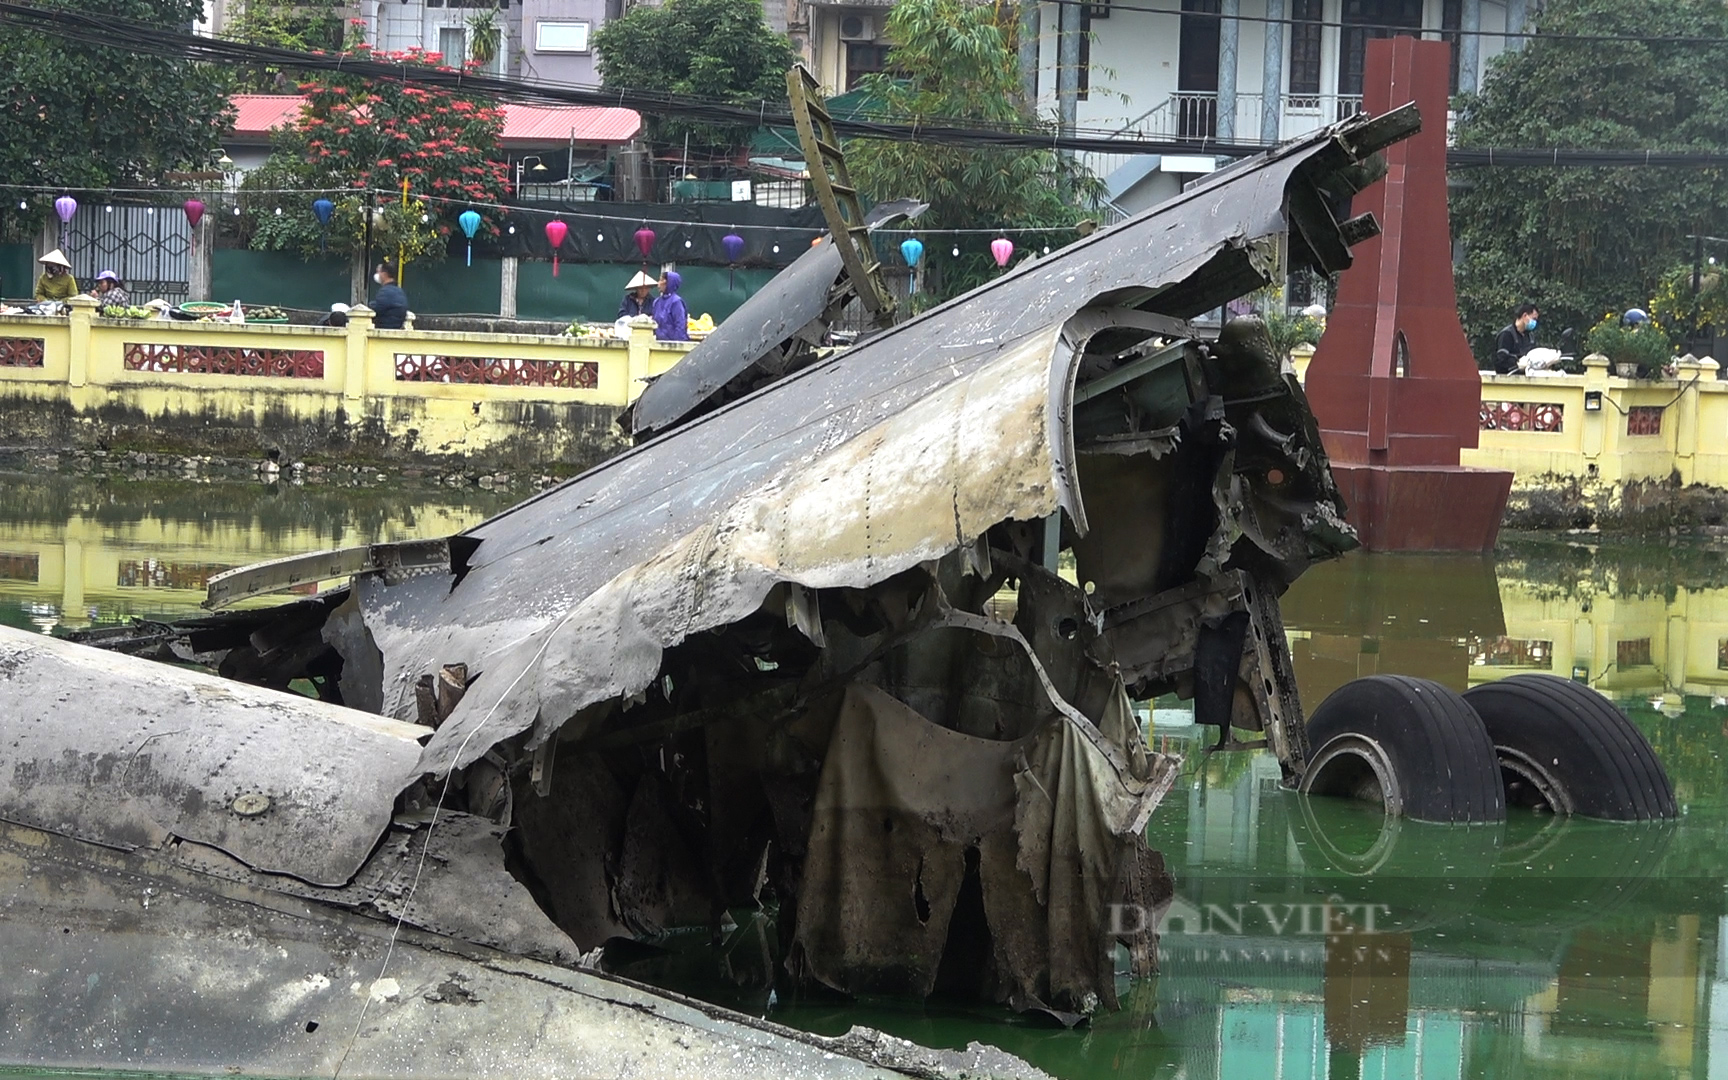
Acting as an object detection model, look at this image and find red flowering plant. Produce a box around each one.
[239,44,511,263]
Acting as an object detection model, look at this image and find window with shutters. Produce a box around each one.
[1289,0,1323,97]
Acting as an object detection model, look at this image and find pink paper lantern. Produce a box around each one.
[634,226,656,263]
[545,219,569,277]
[183,199,205,229]
[990,237,1014,269]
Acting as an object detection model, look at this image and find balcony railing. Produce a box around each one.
[1085,92,1379,197]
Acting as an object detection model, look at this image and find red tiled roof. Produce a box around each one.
[232,94,306,138]
[228,94,641,146]
[500,103,641,146]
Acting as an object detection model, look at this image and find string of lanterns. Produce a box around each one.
[24,188,1059,285]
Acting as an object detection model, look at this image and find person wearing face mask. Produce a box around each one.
[33,249,77,302]
[370,262,408,330]
[1493,303,1540,374]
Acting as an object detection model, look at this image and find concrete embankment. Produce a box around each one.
[0,300,692,472]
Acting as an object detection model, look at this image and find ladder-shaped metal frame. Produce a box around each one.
[787,65,896,326]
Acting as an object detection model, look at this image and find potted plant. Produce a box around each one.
[1585,312,1673,379]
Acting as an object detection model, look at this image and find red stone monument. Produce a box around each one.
[1304,36,1512,551]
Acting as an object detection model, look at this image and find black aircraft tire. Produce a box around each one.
[1301,675,1506,824]
[1463,674,1677,821]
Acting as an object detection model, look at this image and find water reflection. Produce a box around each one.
[1284,542,1728,712]
[0,472,516,632]
[8,476,1728,1079]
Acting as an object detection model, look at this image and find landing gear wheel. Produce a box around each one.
[1299,675,1505,823]
[1462,674,1677,821]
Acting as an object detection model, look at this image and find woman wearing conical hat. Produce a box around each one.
[34,249,77,302]
[617,269,655,319]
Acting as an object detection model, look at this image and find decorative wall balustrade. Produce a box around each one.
[394,353,599,389]
[124,343,325,378]
[1627,406,1664,436]
[1480,400,1563,432]
[0,338,45,368]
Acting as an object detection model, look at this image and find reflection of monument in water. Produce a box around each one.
[1150,748,1699,1078]
[1281,548,1728,710]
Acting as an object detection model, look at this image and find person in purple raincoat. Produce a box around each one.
[652,270,689,342]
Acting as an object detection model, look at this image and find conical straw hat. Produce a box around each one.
[626,270,655,289]
[38,249,71,268]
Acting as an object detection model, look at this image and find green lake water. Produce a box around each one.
[5,472,1728,1079]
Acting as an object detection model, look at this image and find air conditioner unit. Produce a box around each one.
[838,13,876,41]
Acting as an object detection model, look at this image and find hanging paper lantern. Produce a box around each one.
[545,219,569,278]
[634,226,656,264]
[721,232,745,291]
[309,198,333,253]
[458,210,481,268]
[54,195,77,248]
[177,198,205,257]
[990,237,1014,269]
[901,237,924,296]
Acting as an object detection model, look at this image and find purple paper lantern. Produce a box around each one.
[721,232,745,291]
[53,195,77,247]
[634,226,656,264]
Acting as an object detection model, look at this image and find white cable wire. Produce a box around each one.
[329,632,554,1080]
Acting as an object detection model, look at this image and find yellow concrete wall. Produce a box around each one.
[1463,354,1728,487]
[0,298,695,462]
[1466,580,1728,702]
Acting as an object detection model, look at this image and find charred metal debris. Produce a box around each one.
[71,107,1418,1021]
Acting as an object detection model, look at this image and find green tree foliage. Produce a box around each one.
[223,0,351,91]
[241,45,511,263]
[0,0,233,193]
[1451,0,1728,363]
[844,0,1099,303]
[593,0,797,147]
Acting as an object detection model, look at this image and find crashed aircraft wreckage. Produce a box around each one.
[4,99,1583,1067]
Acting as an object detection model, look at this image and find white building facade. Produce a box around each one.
[1036,0,1529,211]
[802,0,1536,214]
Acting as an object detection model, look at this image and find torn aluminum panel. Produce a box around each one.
[0,819,1050,1080]
[0,625,423,886]
[416,319,1082,775]
[629,197,928,438]
[390,108,1413,775]
[74,106,1417,1021]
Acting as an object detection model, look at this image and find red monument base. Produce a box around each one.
[1327,461,1512,552]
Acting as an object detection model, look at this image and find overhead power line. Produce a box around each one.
[0,0,1269,156]
[1037,0,1728,47]
[4,2,1728,170]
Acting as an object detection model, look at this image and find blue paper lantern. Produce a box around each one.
[311,198,334,253]
[458,210,482,267]
[900,237,924,268]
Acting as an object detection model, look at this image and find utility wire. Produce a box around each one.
[5,2,1728,169]
[1037,0,1728,47]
